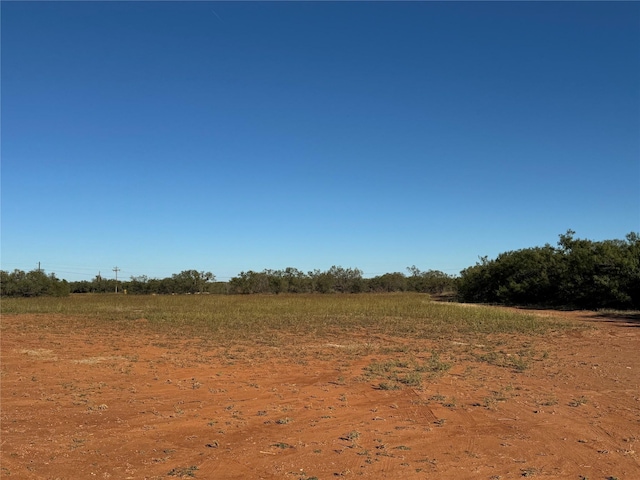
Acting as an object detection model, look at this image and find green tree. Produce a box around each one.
[281,267,311,293]
[171,270,215,294]
[128,275,150,295]
[458,230,640,309]
[228,271,270,294]
[0,269,69,297]
[406,266,456,294]
[367,272,407,292]
[327,266,364,293]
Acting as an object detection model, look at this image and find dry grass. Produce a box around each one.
[1,293,575,344]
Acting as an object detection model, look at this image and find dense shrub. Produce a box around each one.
[1,269,70,297]
[457,231,640,309]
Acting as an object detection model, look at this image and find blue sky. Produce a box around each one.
[2,1,639,282]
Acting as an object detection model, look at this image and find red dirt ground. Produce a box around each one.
[1,309,639,479]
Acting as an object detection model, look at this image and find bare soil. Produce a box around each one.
[2,309,639,479]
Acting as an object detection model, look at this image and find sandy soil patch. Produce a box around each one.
[1,309,639,479]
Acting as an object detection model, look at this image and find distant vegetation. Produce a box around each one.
[457,230,639,310]
[1,230,638,310]
[0,266,456,297]
[226,266,454,295]
[0,269,70,297]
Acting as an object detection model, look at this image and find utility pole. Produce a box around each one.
[113,266,120,293]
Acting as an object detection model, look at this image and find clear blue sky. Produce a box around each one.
[2,1,639,282]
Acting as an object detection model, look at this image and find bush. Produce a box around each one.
[457,231,640,309]
[1,269,70,297]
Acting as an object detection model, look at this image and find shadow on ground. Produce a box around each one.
[505,304,640,328]
[588,311,640,327]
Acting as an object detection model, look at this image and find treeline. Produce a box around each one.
[70,270,217,295]
[75,266,453,295]
[2,231,638,310]
[0,269,70,297]
[0,266,455,297]
[457,231,640,309]
[226,266,455,294]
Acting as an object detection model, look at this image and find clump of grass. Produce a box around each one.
[397,371,423,386]
[167,465,198,477]
[482,389,511,410]
[363,352,452,390]
[424,350,452,374]
[343,430,360,441]
[272,442,291,449]
[537,396,558,407]
[473,347,536,372]
[569,396,588,407]
[521,466,540,477]
[378,381,401,390]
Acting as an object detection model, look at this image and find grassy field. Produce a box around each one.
[7,294,638,480]
[1,293,573,342]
